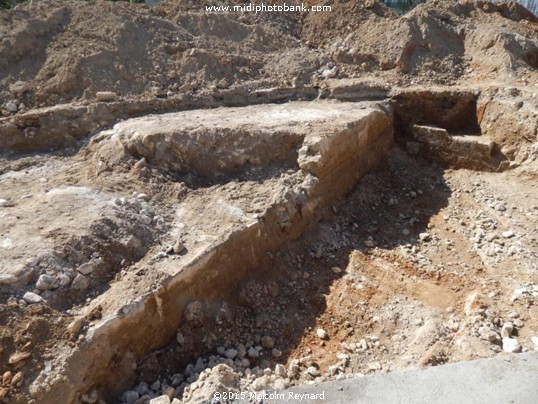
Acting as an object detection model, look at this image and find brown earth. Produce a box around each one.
[0,1,537,404]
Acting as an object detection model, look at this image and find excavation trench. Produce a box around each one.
[25,101,393,403]
[104,89,530,404]
[3,86,535,404]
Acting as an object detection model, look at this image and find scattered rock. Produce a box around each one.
[502,337,521,353]
[2,371,12,385]
[321,66,338,79]
[502,230,515,238]
[9,81,30,95]
[194,357,205,373]
[5,102,18,113]
[261,336,275,349]
[68,317,84,336]
[72,274,89,290]
[248,347,259,358]
[22,291,43,304]
[11,371,24,386]
[306,366,321,377]
[173,241,185,254]
[501,322,514,339]
[225,348,238,359]
[364,239,375,248]
[316,328,328,339]
[275,364,287,377]
[36,274,60,291]
[479,327,499,342]
[78,261,97,275]
[96,91,118,102]
[184,301,204,326]
[419,232,431,242]
[122,390,139,404]
[164,386,175,399]
[149,396,170,404]
[513,319,524,328]
[332,266,343,274]
[8,352,31,365]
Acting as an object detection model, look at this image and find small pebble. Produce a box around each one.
[316,328,328,339]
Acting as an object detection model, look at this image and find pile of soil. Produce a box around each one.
[1,0,537,113]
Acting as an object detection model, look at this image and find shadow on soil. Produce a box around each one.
[124,145,452,401]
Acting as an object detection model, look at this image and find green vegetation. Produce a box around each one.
[0,0,16,11]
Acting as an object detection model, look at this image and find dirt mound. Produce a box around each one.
[304,0,538,84]
[0,0,316,111]
[301,0,395,47]
[1,0,537,114]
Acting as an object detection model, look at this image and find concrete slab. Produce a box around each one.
[262,352,538,404]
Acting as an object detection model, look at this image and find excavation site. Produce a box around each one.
[0,1,537,403]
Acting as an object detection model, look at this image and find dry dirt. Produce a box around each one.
[1,1,538,404]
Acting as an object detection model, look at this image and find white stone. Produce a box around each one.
[149,396,171,404]
[501,322,514,339]
[502,337,521,353]
[23,291,43,304]
[316,328,328,339]
[502,230,515,238]
[419,232,431,242]
[275,364,286,377]
[306,366,321,377]
[321,66,338,79]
